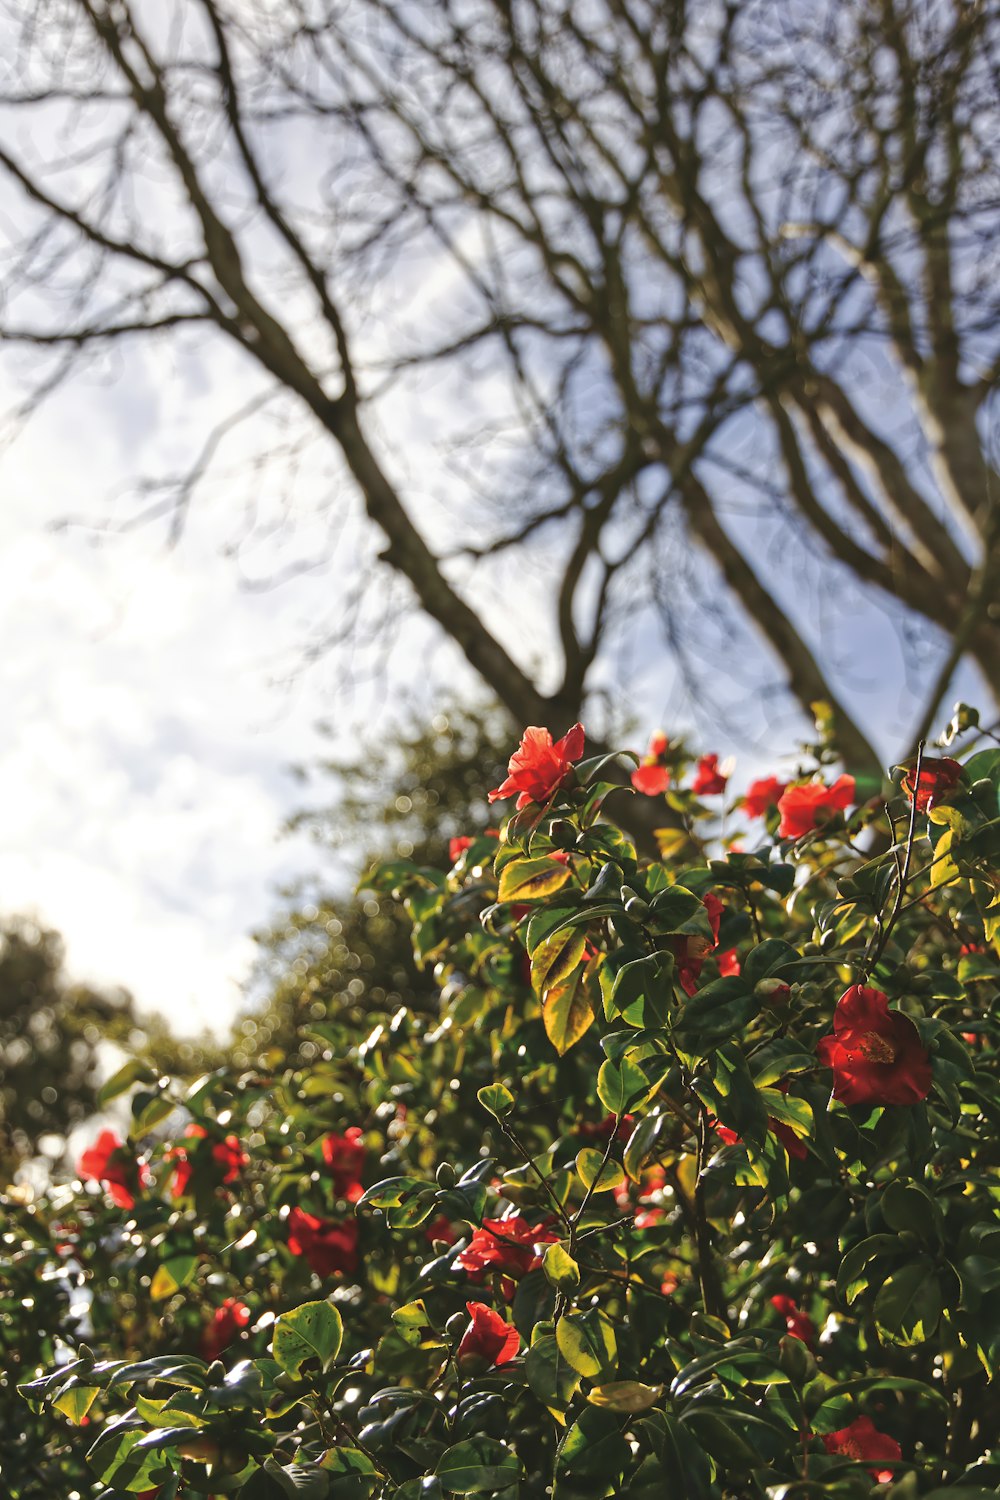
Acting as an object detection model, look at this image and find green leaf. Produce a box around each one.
[52,1385,100,1424]
[597,1055,662,1115]
[435,1438,519,1493]
[556,1308,617,1379]
[272,1300,344,1377]
[130,1088,176,1133]
[391,1300,445,1349]
[623,1111,669,1182]
[498,857,571,904]
[873,1259,942,1346]
[881,1181,941,1243]
[674,978,762,1053]
[645,885,704,933]
[262,1457,335,1498]
[98,1059,155,1108]
[476,1084,514,1119]
[86,1425,172,1491]
[525,1332,581,1419]
[556,1406,630,1487]
[543,1242,581,1291]
[837,1234,901,1305]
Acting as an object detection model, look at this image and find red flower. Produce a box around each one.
[660,1271,680,1295]
[674,891,724,996]
[777,775,855,838]
[901,756,962,813]
[322,1128,366,1202]
[488,724,585,810]
[692,753,728,796]
[78,1131,150,1211]
[710,1082,808,1160]
[770,1294,816,1348]
[631,763,671,796]
[717,947,741,978]
[456,1215,558,1282]
[449,836,474,863]
[744,776,786,819]
[631,733,671,795]
[424,1214,459,1247]
[456,1301,520,1369]
[822,1415,901,1482]
[816,986,931,1107]
[287,1208,360,1277]
[578,1113,635,1142]
[168,1125,247,1200]
[200,1298,251,1362]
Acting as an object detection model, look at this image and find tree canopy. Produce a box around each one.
[1,0,997,773]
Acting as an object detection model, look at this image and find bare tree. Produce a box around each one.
[1,0,997,777]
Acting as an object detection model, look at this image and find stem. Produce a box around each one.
[858,741,924,980]
[693,1111,727,1322]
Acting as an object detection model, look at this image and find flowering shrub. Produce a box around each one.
[9,714,1000,1497]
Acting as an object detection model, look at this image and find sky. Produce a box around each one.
[0,2,987,1040]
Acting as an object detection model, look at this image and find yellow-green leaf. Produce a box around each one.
[575,1148,625,1194]
[150,1255,198,1302]
[498,857,571,904]
[531,927,587,997]
[930,829,960,889]
[53,1386,99,1424]
[542,1242,581,1291]
[588,1381,663,1413]
[556,1308,617,1380]
[543,975,594,1055]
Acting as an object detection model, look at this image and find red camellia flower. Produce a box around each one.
[710,1080,807,1160]
[660,1270,680,1295]
[717,947,741,978]
[488,723,585,809]
[692,753,728,796]
[286,1208,360,1277]
[169,1124,247,1200]
[322,1127,366,1202]
[578,1112,635,1142]
[777,775,855,839]
[743,775,787,819]
[816,986,932,1107]
[456,1215,558,1282]
[631,762,671,796]
[631,732,671,795]
[673,891,724,996]
[78,1131,150,1211]
[200,1298,251,1362]
[901,756,962,813]
[770,1294,816,1348]
[449,835,474,863]
[822,1415,901,1482]
[456,1301,520,1369]
[423,1214,459,1247]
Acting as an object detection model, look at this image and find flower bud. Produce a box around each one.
[754,978,791,1004]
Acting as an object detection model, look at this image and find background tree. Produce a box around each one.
[0,0,997,781]
[0,914,222,1181]
[234,701,512,1067]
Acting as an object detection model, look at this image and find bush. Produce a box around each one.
[9,717,1000,1498]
